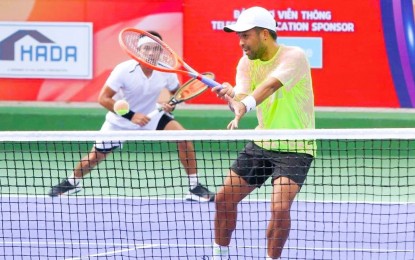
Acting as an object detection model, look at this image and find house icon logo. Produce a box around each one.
[0,30,54,61]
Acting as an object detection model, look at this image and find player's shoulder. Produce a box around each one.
[280,44,306,57]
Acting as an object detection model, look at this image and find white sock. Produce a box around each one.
[188,174,198,189]
[67,173,81,186]
[212,243,229,259]
[266,255,279,259]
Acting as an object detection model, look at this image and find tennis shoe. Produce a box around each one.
[186,183,215,202]
[48,179,82,197]
[212,246,230,260]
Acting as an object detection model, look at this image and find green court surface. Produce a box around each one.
[0,104,414,202]
[1,140,414,203]
[0,103,415,130]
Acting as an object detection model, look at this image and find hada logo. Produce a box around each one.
[0,30,77,62]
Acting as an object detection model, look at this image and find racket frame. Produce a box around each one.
[119,28,219,87]
[146,72,215,118]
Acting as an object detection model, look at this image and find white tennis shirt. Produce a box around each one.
[104,59,179,129]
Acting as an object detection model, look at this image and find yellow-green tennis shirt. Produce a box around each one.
[234,45,316,156]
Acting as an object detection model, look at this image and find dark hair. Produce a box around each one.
[147,30,162,40]
[255,27,277,40]
[268,29,277,40]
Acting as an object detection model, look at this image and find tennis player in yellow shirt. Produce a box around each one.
[212,6,316,259]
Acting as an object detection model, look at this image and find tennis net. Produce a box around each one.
[0,129,414,260]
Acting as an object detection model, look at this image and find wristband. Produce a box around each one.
[240,95,256,112]
[122,110,135,121]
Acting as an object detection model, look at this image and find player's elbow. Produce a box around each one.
[97,85,116,108]
[97,94,112,109]
[97,95,105,107]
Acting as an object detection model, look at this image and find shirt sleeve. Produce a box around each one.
[105,64,125,92]
[166,73,180,92]
[271,47,309,90]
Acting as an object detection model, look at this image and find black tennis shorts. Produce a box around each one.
[157,113,174,130]
[231,141,314,188]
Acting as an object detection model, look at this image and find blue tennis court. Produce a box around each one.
[1,131,415,259]
[1,196,414,260]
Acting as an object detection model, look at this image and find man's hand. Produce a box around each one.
[160,103,175,114]
[212,82,234,100]
[131,113,150,127]
[224,95,247,130]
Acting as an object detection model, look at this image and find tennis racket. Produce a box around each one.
[119,28,220,88]
[147,72,215,119]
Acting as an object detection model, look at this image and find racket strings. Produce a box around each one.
[174,72,215,100]
[121,31,178,69]
[175,80,208,101]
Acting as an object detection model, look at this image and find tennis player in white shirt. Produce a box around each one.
[48,31,215,202]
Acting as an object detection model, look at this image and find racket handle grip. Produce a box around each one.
[147,108,163,119]
[198,75,222,89]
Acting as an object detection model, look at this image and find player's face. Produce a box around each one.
[138,43,163,65]
[237,29,267,60]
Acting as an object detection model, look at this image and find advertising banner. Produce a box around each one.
[0,0,413,108]
[183,0,415,108]
[0,0,182,101]
[0,22,93,79]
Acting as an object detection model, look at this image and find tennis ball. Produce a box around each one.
[114,100,130,116]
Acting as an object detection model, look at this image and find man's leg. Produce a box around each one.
[48,147,110,197]
[72,147,110,179]
[214,170,255,247]
[266,176,300,259]
[163,120,197,175]
[163,119,215,201]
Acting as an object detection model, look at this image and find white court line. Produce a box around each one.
[0,240,135,247]
[64,244,157,260]
[64,244,218,260]
[66,244,414,260]
[1,241,413,254]
[0,194,413,205]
